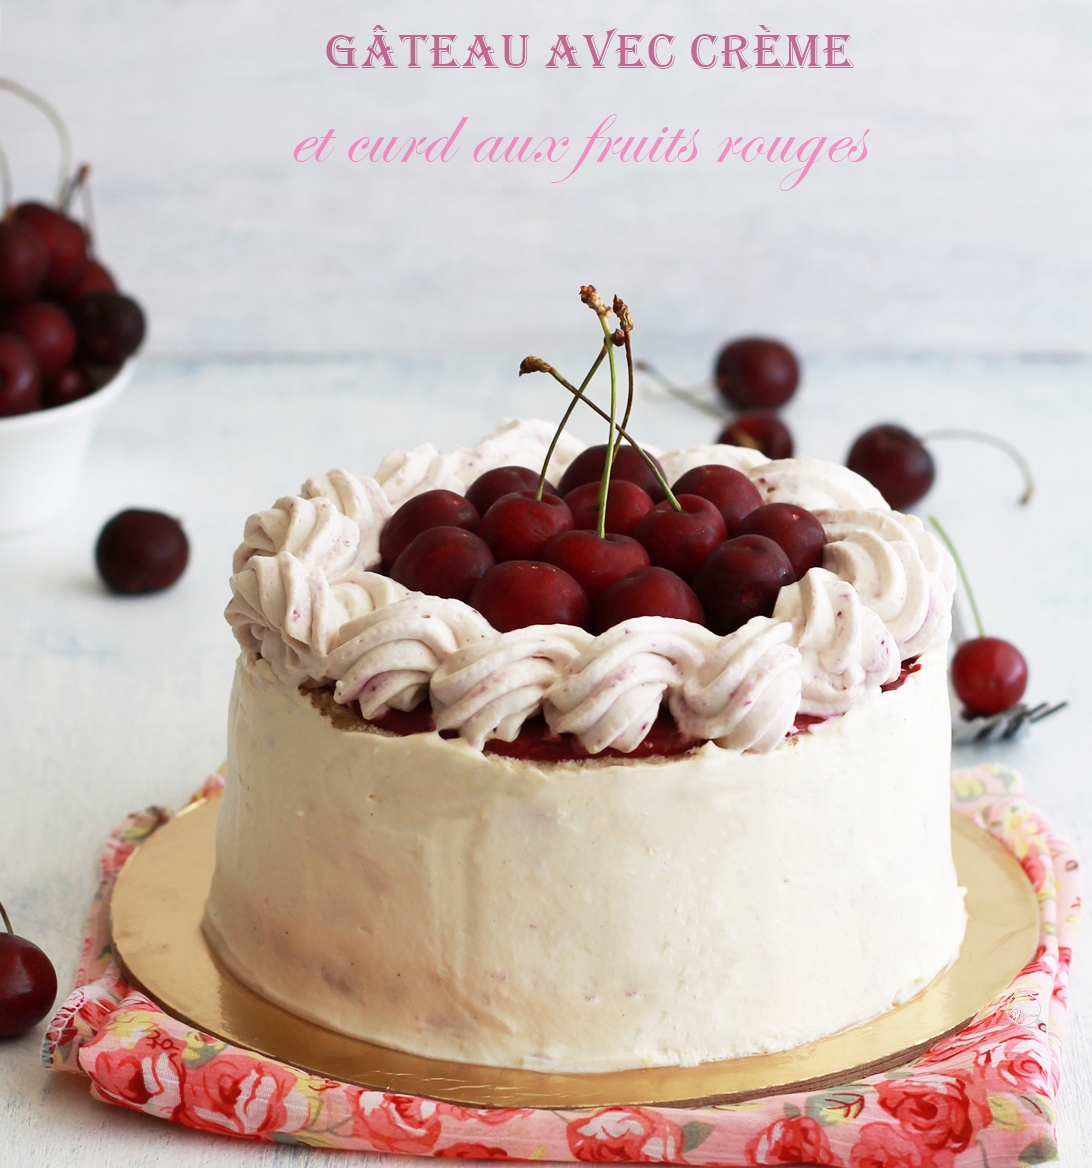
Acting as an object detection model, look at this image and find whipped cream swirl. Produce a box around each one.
[432,625,593,750]
[773,568,900,715]
[669,618,803,752]
[749,459,890,512]
[301,469,393,570]
[544,619,717,754]
[658,443,769,484]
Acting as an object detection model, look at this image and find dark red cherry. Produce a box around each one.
[70,292,146,364]
[592,566,704,633]
[62,259,116,305]
[465,466,557,515]
[951,637,1028,717]
[718,411,794,459]
[847,424,935,510]
[633,495,727,582]
[477,491,574,562]
[95,510,190,594]
[0,219,49,301]
[733,502,825,579]
[541,530,650,603]
[380,489,479,569]
[692,535,795,635]
[671,465,763,533]
[82,362,122,392]
[15,203,88,292]
[0,903,58,1039]
[714,338,799,409]
[44,366,91,408]
[563,479,654,537]
[9,301,77,379]
[391,526,494,602]
[0,334,42,417]
[470,560,589,631]
[558,443,667,503]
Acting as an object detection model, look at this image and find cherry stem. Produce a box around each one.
[635,360,726,420]
[918,429,1035,506]
[929,516,986,639]
[523,360,681,511]
[614,330,635,460]
[0,78,74,206]
[0,142,12,212]
[535,344,607,500]
[0,899,12,936]
[594,310,619,539]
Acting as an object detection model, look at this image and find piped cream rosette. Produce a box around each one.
[225,422,955,755]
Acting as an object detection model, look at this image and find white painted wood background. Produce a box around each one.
[0,1,1090,1164]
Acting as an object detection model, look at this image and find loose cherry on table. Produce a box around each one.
[95,509,190,594]
[718,411,794,460]
[0,334,42,416]
[465,465,557,516]
[9,301,77,379]
[563,479,654,537]
[692,534,795,635]
[477,491,574,562]
[558,443,667,503]
[633,495,728,582]
[714,338,799,410]
[469,560,590,632]
[390,526,495,603]
[0,900,58,1040]
[541,530,650,603]
[0,219,49,302]
[733,502,825,580]
[951,637,1028,717]
[592,566,704,634]
[379,489,479,569]
[847,424,935,510]
[671,464,763,532]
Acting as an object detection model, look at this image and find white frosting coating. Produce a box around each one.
[669,617,803,751]
[204,650,966,1072]
[325,595,492,717]
[749,458,890,511]
[432,625,593,750]
[773,568,901,715]
[544,618,718,753]
[658,443,769,484]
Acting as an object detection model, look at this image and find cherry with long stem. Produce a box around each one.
[919,429,1035,505]
[535,343,607,501]
[582,286,620,540]
[929,516,986,638]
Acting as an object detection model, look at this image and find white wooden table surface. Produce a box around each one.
[0,350,1089,1164]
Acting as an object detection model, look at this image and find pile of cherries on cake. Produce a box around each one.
[380,447,823,639]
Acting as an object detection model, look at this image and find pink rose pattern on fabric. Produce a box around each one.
[43,765,1080,1162]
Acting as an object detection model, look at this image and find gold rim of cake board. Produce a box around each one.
[110,794,1038,1110]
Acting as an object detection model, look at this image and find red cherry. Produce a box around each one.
[558,443,667,503]
[95,510,190,594]
[379,489,479,569]
[671,464,763,533]
[541,530,650,603]
[633,495,727,582]
[0,219,49,301]
[0,334,42,417]
[390,526,494,602]
[470,561,590,631]
[692,535,795,635]
[70,292,146,364]
[62,259,116,305]
[477,491,574,562]
[718,411,794,459]
[592,566,704,633]
[465,466,557,516]
[847,424,935,510]
[82,362,122,392]
[733,502,825,579]
[9,301,77,379]
[714,338,799,409]
[0,904,58,1039]
[14,202,88,292]
[563,479,654,537]
[44,366,92,408]
[951,637,1028,717]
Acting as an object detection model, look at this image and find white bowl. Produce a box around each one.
[0,361,134,535]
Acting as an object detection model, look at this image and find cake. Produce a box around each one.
[204,418,967,1072]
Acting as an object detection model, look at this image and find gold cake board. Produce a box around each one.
[110,795,1038,1109]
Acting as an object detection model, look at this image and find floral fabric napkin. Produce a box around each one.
[43,765,1079,1165]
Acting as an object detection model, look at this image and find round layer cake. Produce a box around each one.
[204,419,967,1072]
